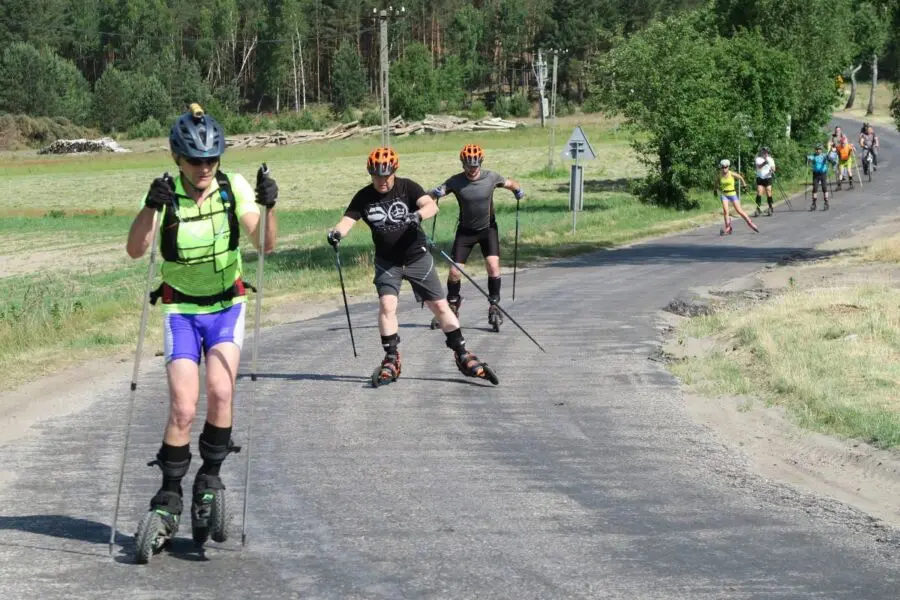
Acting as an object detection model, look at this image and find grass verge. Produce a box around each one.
[669,233,900,448]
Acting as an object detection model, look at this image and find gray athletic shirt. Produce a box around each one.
[435,170,506,231]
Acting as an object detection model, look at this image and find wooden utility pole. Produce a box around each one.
[380,9,389,147]
[548,50,558,169]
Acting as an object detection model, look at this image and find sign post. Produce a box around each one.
[561,126,597,233]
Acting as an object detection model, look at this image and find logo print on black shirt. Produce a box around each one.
[387,201,408,223]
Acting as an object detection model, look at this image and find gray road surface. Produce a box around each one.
[1,119,898,598]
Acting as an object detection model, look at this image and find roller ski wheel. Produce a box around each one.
[134,511,176,563]
[134,490,181,564]
[371,353,401,387]
[191,474,230,547]
[455,352,499,385]
[488,304,503,333]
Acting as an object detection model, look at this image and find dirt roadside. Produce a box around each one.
[660,216,900,529]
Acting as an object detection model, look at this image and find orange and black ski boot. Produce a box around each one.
[372,352,401,387]
[454,351,499,385]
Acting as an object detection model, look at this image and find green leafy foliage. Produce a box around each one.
[390,43,439,121]
[330,42,367,114]
[92,67,171,133]
[592,5,840,207]
[126,117,167,139]
[0,42,91,124]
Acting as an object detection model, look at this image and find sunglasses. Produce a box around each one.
[184,157,219,167]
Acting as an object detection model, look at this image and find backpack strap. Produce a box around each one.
[215,170,240,252]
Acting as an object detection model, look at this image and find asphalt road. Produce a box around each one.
[1,119,898,599]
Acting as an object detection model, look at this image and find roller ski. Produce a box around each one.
[487,300,503,333]
[191,473,231,547]
[134,490,181,564]
[371,352,401,387]
[454,351,499,385]
[719,220,733,236]
[430,297,461,330]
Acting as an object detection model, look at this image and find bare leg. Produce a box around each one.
[732,200,759,232]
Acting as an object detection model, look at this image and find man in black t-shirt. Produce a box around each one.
[430,144,524,332]
[327,147,498,386]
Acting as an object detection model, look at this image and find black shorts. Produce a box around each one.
[451,225,500,264]
[755,177,773,188]
[373,252,444,301]
[812,172,828,193]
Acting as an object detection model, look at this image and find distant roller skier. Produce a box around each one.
[428,144,525,332]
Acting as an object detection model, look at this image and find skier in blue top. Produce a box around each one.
[807,143,830,211]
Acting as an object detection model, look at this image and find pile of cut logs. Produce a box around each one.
[38,138,131,154]
[227,115,522,149]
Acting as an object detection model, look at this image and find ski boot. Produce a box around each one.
[487,298,503,333]
[753,205,762,217]
[848,181,854,190]
[432,297,462,330]
[134,490,182,564]
[823,200,829,211]
[191,473,232,546]
[454,351,499,385]
[191,439,239,547]
[371,351,401,387]
[766,202,774,217]
[719,224,733,236]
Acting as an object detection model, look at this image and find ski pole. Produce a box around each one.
[109,173,171,555]
[776,178,792,211]
[421,231,546,353]
[422,201,440,309]
[241,163,271,547]
[333,245,358,357]
[512,196,520,302]
[854,157,863,191]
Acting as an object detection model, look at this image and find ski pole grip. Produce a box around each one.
[257,163,270,187]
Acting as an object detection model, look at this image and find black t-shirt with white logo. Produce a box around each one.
[344,177,428,263]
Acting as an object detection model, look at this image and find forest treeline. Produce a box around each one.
[1,0,899,205]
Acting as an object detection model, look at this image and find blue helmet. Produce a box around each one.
[169,103,225,159]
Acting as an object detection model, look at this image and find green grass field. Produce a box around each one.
[0,114,731,386]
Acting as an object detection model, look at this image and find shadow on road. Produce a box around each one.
[547,244,841,268]
[0,515,129,546]
[241,372,490,388]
